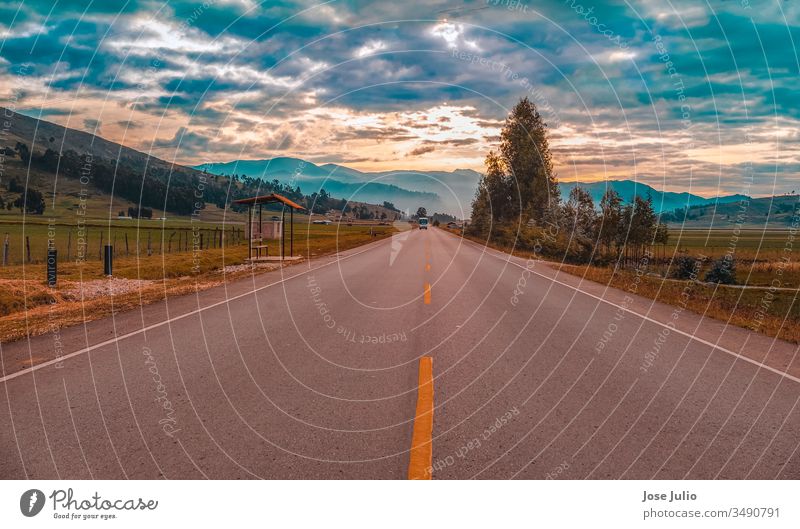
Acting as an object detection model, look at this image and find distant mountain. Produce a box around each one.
[196,157,761,218]
[661,194,799,227]
[194,158,447,213]
[559,180,749,214]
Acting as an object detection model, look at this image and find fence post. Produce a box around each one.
[104,245,113,276]
[125,232,129,255]
[25,235,31,263]
[147,231,152,256]
[2,233,8,266]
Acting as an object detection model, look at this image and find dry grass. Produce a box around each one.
[0,277,221,343]
[555,263,800,344]
[0,223,394,343]
[450,226,800,343]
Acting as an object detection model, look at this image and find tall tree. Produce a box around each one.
[563,186,596,238]
[598,188,623,254]
[620,194,658,263]
[469,174,492,235]
[498,97,559,222]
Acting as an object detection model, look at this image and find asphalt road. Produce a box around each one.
[2,227,799,479]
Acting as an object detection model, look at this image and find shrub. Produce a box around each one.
[704,257,736,284]
[670,256,700,280]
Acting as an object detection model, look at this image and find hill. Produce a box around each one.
[0,109,399,221]
[660,194,799,227]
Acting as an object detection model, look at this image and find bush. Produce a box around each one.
[704,257,736,284]
[13,188,45,214]
[670,256,700,280]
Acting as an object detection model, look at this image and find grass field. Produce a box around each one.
[573,226,800,343]
[0,210,381,265]
[0,221,395,342]
[555,263,800,343]
[0,217,241,265]
[652,227,799,288]
[455,225,800,343]
[663,227,796,260]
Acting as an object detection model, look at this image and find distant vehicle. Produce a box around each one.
[418,217,429,230]
[312,219,332,225]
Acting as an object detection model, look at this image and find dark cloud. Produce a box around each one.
[152,126,210,152]
[422,138,480,147]
[408,145,436,156]
[83,118,102,133]
[336,127,416,142]
[116,119,141,129]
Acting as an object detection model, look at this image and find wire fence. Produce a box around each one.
[0,226,246,266]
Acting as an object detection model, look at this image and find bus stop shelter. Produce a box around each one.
[233,193,305,261]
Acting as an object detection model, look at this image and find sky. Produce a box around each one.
[1,0,798,198]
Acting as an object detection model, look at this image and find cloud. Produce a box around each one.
[83,118,102,134]
[0,0,797,196]
[152,126,210,153]
[407,145,436,157]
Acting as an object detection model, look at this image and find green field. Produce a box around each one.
[0,218,395,342]
[0,209,375,266]
[554,226,800,343]
[0,218,393,279]
[664,228,796,260]
[0,217,246,265]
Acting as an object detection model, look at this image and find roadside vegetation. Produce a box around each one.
[0,221,394,342]
[464,96,800,343]
[0,119,403,343]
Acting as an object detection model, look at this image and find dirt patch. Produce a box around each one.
[62,277,153,301]
[217,262,284,275]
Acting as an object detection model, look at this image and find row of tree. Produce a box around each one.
[562,186,668,264]
[469,98,667,265]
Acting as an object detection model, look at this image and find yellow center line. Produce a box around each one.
[408,356,434,480]
[423,282,431,304]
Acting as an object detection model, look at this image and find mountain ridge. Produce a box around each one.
[558,180,750,214]
[193,159,447,213]
[194,156,758,216]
